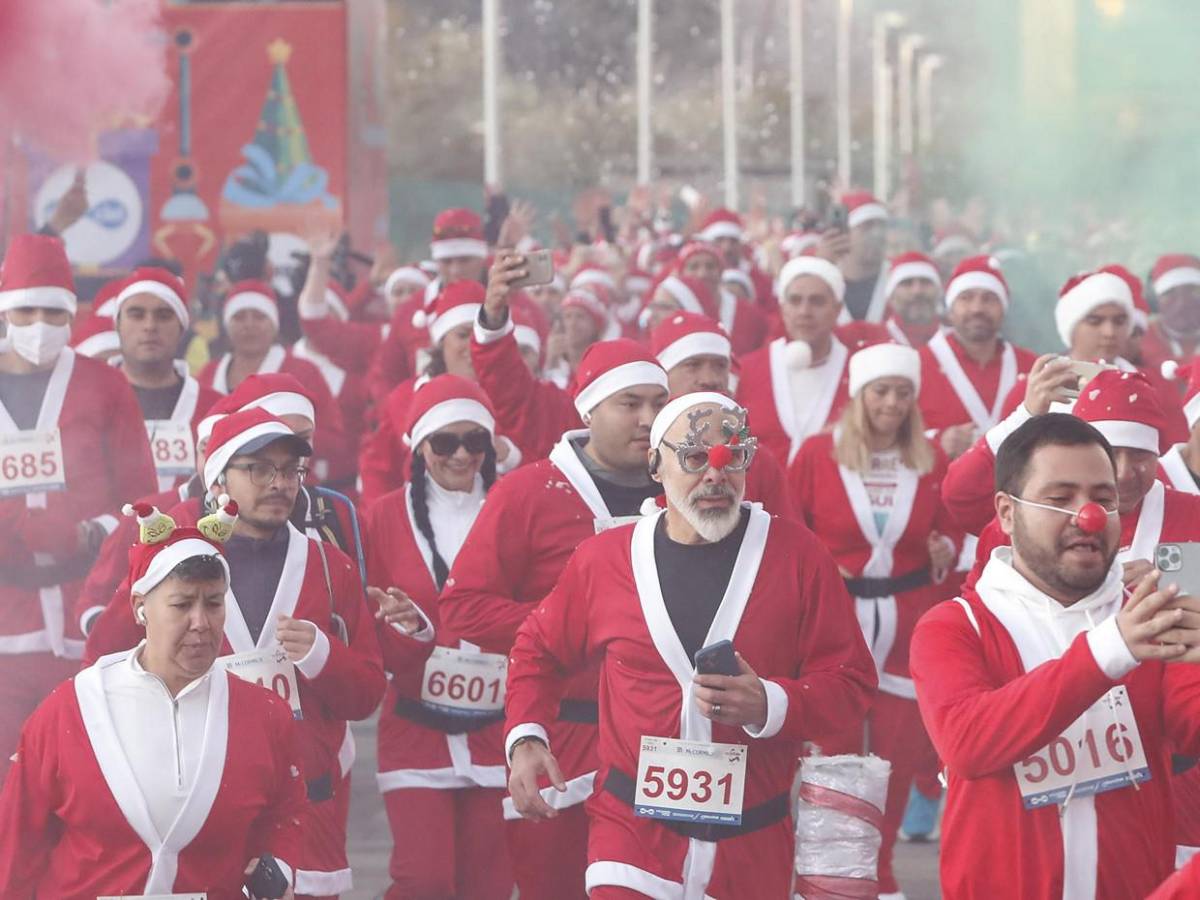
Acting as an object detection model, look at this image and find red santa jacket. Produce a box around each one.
[356,376,420,507]
[1140,319,1198,376]
[364,484,506,790]
[918,331,1037,434]
[504,507,877,898]
[0,349,156,659]
[722,291,770,356]
[0,660,306,899]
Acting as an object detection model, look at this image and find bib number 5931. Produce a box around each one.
[633,736,747,825]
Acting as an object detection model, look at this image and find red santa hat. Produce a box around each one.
[1151,254,1200,298]
[848,343,921,397]
[405,374,496,448]
[70,314,119,358]
[1162,361,1200,430]
[841,191,888,229]
[884,251,942,300]
[419,280,485,344]
[637,238,682,276]
[92,277,124,318]
[655,274,716,319]
[781,230,820,259]
[932,226,977,259]
[124,498,236,597]
[571,265,618,295]
[384,265,432,299]
[720,268,755,299]
[651,312,732,373]
[625,268,653,300]
[203,407,313,491]
[1100,264,1148,331]
[1072,368,1169,454]
[776,255,846,303]
[674,241,722,273]
[0,233,76,315]
[430,208,487,261]
[697,208,745,243]
[945,255,1009,310]
[1055,269,1133,348]
[114,267,189,328]
[561,289,609,336]
[572,339,668,418]
[226,372,317,426]
[222,280,278,330]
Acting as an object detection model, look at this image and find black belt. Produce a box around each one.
[603,768,788,842]
[307,772,334,803]
[844,567,931,599]
[558,699,599,724]
[392,695,504,734]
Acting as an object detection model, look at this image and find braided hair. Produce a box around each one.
[410,439,498,589]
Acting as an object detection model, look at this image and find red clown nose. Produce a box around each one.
[1075,503,1108,534]
[707,444,734,470]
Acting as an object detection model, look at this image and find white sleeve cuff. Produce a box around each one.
[275,858,294,888]
[299,302,330,321]
[505,723,550,764]
[474,310,514,345]
[496,436,523,475]
[79,605,105,636]
[743,678,788,739]
[92,514,119,536]
[391,604,436,643]
[1087,615,1139,680]
[985,402,1033,455]
[294,620,332,679]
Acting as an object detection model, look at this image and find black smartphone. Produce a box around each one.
[827,202,849,232]
[598,205,616,243]
[245,853,290,899]
[694,640,739,676]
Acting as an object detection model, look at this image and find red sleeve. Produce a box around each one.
[748,447,795,520]
[105,370,158,507]
[930,449,965,556]
[300,314,382,374]
[357,414,407,508]
[81,574,142,665]
[1148,854,1200,899]
[0,690,64,894]
[366,313,417,408]
[941,435,1000,536]
[1161,662,1200,756]
[246,686,308,876]
[910,601,1120,778]
[74,516,138,634]
[786,438,820,529]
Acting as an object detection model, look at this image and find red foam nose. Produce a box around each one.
[1075,503,1108,534]
[707,444,734,470]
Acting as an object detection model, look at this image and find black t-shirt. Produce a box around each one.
[654,509,750,664]
[223,527,290,644]
[842,272,880,321]
[132,377,185,420]
[0,369,52,429]
[570,436,663,517]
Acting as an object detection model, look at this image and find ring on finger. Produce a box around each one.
[713,703,721,716]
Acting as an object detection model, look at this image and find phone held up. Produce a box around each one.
[694,640,739,677]
[508,249,555,290]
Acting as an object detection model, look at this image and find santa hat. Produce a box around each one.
[625,269,653,299]
[848,343,921,397]
[222,280,278,330]
[1151,254,1200,298]
[1073,368,1169,454]
[0,233,76,315]
[405,374,496,448]
[932,227,977,259]
[511,304,544,358]
[384,265,431,299]
[776,255,846,303]
[945,255,1009,309]
[884,251,942,300]
[649,391,745,449]
[124,498,236,597]
[561,289,609,336]
[1101,264,1148,331]
[92,277,124,318]
[1055,269,1133,348]
[697,208,745,243]
[203,407,313,491]
[841,191,888,229]
[418,280,485,344]
[571,265,618,294]
[720,268,755,298]
[115,267,189,328]
[1163,361,1200,429]
[652,312,732,373]
[674,242,722,273]
[572,339,668,418]
[637,238,682,276]
[226,372,317,426]
[430,208,487,261]
[656,274,716,318]
[70,314,119,358]
[781,230,820,259]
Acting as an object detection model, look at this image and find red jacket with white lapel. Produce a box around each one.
[917,332,1037,434]
[126,362,221,492]
[504,508,877,898]
[0,661,306,899]
[0,350,156,657]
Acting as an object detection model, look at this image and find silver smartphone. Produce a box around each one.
[1155,542,1200,595]
[508,249,555,290]
[1062,359,1117,400]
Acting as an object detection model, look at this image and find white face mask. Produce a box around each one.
[7,321,71,367]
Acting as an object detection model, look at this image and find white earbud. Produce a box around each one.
[135,606,147,625]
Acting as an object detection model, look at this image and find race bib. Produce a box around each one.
[0,429,66,497]
[217,647,303,719]
[1014,685,1150,809]
[633,736,747,825]
[146,420,196,478]
[593,515,642,534]
[420,646,507,712]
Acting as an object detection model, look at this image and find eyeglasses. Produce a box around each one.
[226,461,308,486]
[661,440,756,474]
[427,429,491,457]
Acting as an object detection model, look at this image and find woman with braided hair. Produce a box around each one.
[362,374,512,899]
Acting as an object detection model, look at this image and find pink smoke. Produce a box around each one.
[0,0,169,160]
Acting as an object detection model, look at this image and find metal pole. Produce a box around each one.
[897,33,924,159]
[720,0,738,208]
[482,0,501,185]
[872,12,903,199]
[788,0,805,206]
[637,0,653,184]
[917,54,944,149]
[835,0,853,187]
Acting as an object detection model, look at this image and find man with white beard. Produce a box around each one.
[505,393,876,899]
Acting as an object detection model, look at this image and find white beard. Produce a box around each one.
[664,478,745,543]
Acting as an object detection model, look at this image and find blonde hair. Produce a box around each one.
[833,388,935,475]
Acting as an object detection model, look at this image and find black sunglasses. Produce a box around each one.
[427,429,491,457]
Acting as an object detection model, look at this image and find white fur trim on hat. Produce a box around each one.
[513,324,541,354]
[660,276,704,314]
[204,419,294,491]
[0,286,77,315]
[1154,267,1200,297]
[885,261,942,301]
[721,269,755,297]
[116,280,189,329]
[848,343,921,398]
[657,332,732,373]
[430,303,482,345]
[384,266,430,298]
[698,221,745,242]
[223,291,278,329]
[131,538,229,597]
[430,237,488,261]
[574,360,668,418]
[777,257,846,303]
[1055,272,1133,348]
[847,203,888,229]
[196,413,224,447]
[650,391,741,449]
[1185,395,1200,430]
[408,398,495,449]
[1088,419,1159,454]
[75,330,121,358]
[324,288,349,321]
[240,391,316,426]
[946,271,1008,309]
[571,269,618,292]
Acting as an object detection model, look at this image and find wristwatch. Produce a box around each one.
[509,734,547,761]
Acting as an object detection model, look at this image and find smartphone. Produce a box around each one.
[508,249,555,290]
[694,640,739,676]
[827,203,849,232]
[244,853,290,899]
[598,205,616,243]
[1063,359,1117,400]
[1156,543,1200,597]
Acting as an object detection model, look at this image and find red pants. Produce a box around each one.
[383,786,512,899]
[0,652,80,782]
[505,803,590,900]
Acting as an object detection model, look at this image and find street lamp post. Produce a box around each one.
[835,0,854,187]
[788,0,805,206]
[636,0,653,184]
[917,53,944,150]
[873,12,904,200]
[482,0,501,185]
[897,33,925,160]
[720,0,738,208]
